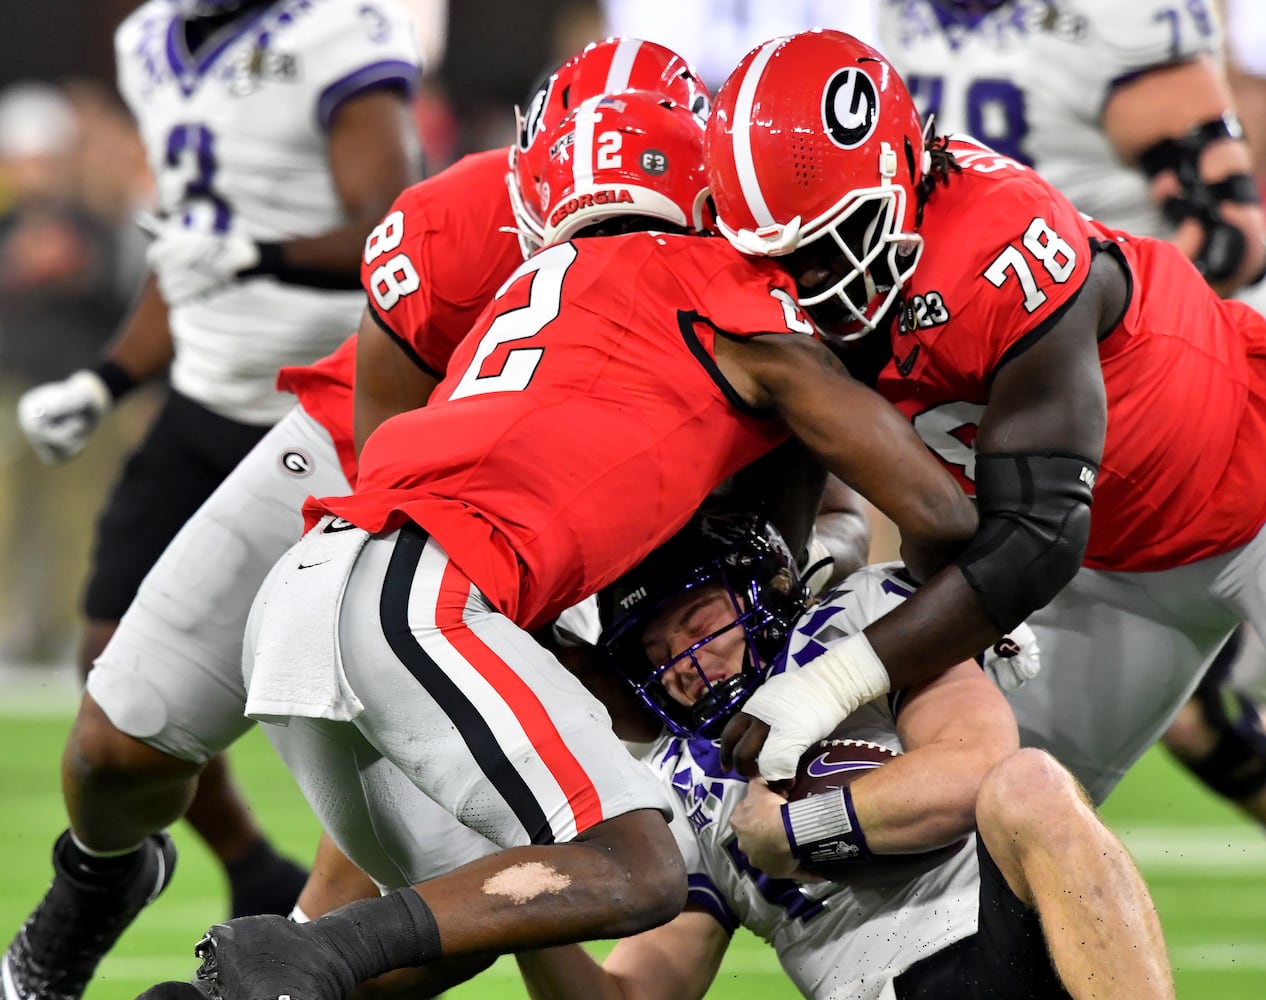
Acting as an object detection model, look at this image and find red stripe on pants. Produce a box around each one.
[435,558,606,835]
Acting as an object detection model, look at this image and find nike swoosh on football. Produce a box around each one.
[805,755,883,779]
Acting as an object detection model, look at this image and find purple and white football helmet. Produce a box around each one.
[598,507,809,739]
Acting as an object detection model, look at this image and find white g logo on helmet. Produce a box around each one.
[822,68,879,149]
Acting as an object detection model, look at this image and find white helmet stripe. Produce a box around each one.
[571,95,602,191]
[730,37,786,229]
[604,38,642,93]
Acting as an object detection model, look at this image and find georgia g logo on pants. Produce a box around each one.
[822,67,879,149]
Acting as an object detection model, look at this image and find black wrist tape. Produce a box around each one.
[308,887,441,983]
[240,241,362,290]
[93,359,139,401]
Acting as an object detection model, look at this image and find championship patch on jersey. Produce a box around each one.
[226,42,301,97]
[899,292,951,332]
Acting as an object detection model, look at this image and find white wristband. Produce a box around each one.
[741,632,891,782]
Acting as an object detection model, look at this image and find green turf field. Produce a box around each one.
[2,709,1264,999]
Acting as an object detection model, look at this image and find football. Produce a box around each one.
[788,735,969,886]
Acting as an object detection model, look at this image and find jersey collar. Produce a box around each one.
[165,4,273,96]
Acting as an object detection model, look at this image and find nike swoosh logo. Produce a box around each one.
[895,344,920,377]
[297,559,331,570]
[322,517,357,533]
[805,755,882,779]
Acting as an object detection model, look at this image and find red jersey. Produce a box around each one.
[877,138,1266,572]
[275,148,523,484]
[309,233,809,630]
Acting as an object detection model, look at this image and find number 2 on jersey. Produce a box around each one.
[448,242,578,400]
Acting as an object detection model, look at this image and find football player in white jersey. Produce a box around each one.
[4,1,422,997]
[878,0,1265,296]
[1225,0,1266,177]
[517,508,1173,1000]
[598,0,880,90]
[876,0,1266,830]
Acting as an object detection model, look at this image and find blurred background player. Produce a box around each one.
[0,80,150,666]
[518,507,1173,1000]
[877,0,1266,295]
[876,0,1266,826]
[594,0,878,91]
[3,1,423,997]
[1224,0,1266,193]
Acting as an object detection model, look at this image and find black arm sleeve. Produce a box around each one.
[956,451,1097,631]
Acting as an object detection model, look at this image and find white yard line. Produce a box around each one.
[1171,943,1266,970]
[1116,826,1266,871]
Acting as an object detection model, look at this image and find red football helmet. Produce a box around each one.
[508,38,711,256]
[538,90,712,246]
[706,30,929,337]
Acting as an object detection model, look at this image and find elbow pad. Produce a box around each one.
[956,452,1096,631]
[1139,116,1262,284]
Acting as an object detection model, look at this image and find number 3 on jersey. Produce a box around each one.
[448,242,577,400]
[983,217,1076,313]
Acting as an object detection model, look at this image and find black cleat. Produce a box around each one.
[191,916,355,1000]
[226,843,308,919]
[3,830,177,1000]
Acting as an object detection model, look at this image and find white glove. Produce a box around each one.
[17,369,113,464]
[741,632,891,782]
[982,622,1041,691]
[141,215,260,307]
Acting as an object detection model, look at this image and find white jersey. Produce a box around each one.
[1224,0,1266,77]
[600,0,879,90]
[116,0,420,423]
[642,564,980,1000]
[878,0,1223,238]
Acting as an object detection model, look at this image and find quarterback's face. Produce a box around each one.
[640,583,746,707]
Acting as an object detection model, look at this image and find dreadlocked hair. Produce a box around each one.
[915,136,960,227]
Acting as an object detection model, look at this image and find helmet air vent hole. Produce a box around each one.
[791,135,818,188]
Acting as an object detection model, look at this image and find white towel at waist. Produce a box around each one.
[245,515,370,724]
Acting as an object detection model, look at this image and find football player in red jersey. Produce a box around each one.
[136,89,977,999]
[705,30,1266,809]
[8,38,727,1000]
